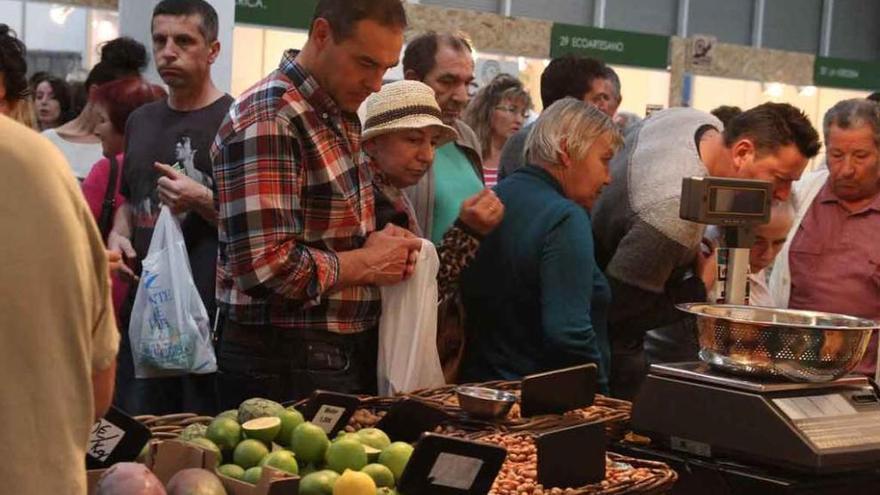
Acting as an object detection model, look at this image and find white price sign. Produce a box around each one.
[313,405,346,434]
[87,419,126,462]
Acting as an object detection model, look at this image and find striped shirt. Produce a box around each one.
[212,50,379,333]
[483,166,499,189]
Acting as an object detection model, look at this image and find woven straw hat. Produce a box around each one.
[362,80,458,145]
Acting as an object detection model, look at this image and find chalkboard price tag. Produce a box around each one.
[376,398,450,443]
[85,406,151,469]
[536,421,606,488]
[398,433,506,495]
[521,364,598,417]
[302,391,360,437]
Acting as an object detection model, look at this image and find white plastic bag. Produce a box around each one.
[377,239,446,396]
[129,206,217,378]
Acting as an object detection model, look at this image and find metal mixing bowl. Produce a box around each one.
[455,386,517,419]
[676,303,879,382]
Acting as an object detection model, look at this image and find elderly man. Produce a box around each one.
[402,32,484,244]
[213,0,421,406]
[592,103,820,399]
[771,98,880,378]
[499,55,611,180]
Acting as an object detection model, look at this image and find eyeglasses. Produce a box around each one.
[494,104,530,119]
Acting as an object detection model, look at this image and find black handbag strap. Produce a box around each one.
[98,154,120,240]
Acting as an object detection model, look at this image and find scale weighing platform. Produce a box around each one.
[631,362,880,475]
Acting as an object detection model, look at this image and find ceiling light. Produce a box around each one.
[763,82,784,98]
[49,6,74,26]
[798,85,817,97]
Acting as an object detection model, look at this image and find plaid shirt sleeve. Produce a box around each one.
[214,117,340,306]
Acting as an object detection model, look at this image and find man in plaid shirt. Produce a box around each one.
[212,0,421,407]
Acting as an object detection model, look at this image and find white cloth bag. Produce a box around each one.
[377,239,445,395]
[128,206,217,378]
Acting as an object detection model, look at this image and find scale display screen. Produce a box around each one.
[773,395,880,450]
[708,186,767,215]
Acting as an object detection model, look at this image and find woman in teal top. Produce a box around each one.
[460,98,623,393]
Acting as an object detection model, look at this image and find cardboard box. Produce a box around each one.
[218,465,299,495]
[87,440,299,495]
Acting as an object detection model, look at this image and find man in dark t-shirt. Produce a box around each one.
[107,0,232,415]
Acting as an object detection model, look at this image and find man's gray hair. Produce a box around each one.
[823,98,880,148]
[525,97,622,166]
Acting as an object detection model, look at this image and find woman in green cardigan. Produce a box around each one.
[460,98,623,393]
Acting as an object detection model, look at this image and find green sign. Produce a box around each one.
[550,23,670,70]
[814,57,880,90]
[235,0,317,30]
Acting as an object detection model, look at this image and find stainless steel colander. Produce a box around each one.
[676,303,879,382]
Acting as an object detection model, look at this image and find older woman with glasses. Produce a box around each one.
[463,74,532,187]
[460,98,623,392]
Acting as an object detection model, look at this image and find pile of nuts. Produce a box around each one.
[478,433,662,495]
[345,408,386,431]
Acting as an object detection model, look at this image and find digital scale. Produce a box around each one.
[632,362,880,475]
[625,177,880,489]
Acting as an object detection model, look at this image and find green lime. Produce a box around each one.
[291,422,331,464]
[378,442,413,482]
[242,466,263,485]
[361,463,395,488]
[233,439,269,469]
[356,429,391,451]
[259,450,299,475]
[217,409,239,421]
[217,464,245,480]
[298,469,339,495]
[206,417,242,452]
[325,438,368,474]
[242,416,282,444]
[276,409,305,446]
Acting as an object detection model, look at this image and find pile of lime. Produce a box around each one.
[178,397,413,495]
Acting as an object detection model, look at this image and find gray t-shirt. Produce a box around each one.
[121,95,234,316]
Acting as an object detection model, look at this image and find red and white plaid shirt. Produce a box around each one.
[212,51,378,333]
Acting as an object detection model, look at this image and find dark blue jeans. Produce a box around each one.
[216,318,378,410]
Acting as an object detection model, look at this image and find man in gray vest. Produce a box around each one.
[591,103,820,399]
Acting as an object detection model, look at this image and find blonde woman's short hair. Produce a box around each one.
[524,97,622,166]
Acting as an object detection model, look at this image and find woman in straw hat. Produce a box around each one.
[362,81,504,383]
[362,80,504,303]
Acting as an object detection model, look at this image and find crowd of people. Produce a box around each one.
[2,0,880,492]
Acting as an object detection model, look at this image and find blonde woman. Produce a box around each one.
[463,74,532,187]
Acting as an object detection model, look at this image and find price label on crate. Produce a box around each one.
[536,422,605,488]
[88,419,126,463]
[85,406,151,470]
[428,452,484,489]
[313,405,346,435]
[376,398,450,443]
[399,434,507,495]
[521,364,598,417]
[303,391,360,437]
